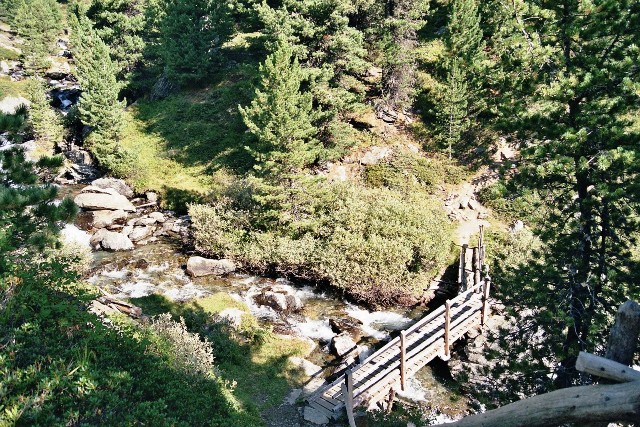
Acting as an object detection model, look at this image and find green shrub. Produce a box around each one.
[0,46,19,61]
[363,151,467,193]
[191,179,454,305]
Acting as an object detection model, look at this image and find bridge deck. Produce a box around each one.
[306,284,486,420]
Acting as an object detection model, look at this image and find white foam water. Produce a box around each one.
[294,319,336,342]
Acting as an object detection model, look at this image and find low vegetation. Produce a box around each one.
[191,179,453,305]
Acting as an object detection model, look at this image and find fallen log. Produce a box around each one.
[435,381,640,427]
[575,351,640,383]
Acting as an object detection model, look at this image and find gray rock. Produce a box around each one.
[186,256,236,277]
[330,332,357,357]
[91,177,134,198]
[146,192,158,203]
[75,192,136,212]
[91,229,134,251]
[90,209,127,229]
[256,291,289,312]
[360,146,392,165]
[149,211,166,223]
[129,226,154,242]
[136,216,157,226]
[303,406,329,425]
[121,225,133,236]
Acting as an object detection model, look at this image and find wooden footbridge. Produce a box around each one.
[305,229,491,424]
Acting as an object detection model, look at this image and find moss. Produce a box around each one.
[0,76,28,98]
[0,46,19,61]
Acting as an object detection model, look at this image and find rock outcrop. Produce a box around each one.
[75,187,136,212]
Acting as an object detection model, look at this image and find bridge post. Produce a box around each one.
[481,276,491,326]
[472,247,480,290]
[444,300,451,358]
[459,244,468,290]
[478,224,485,271]
[341,369,356,427]
[400,330,407,391]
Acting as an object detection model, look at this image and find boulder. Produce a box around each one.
[329,317,363,341]
[146,192,158,203]
[289,356,322,377]
[186,256,236,277]
[75,190,136,212]
[255,291,288,312]
[149,211,166,223]
[91,177,135,198]
[129,226,154,242]
[136,216,157,226]
[360,146,392,165]
[330,332,357,357]
[89,209,127,229]
[90,229,134,251]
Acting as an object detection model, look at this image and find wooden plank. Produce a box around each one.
[313,396,337,412]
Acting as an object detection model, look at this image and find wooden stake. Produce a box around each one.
[400,331,407,391]
[481,277,491,326]
[444,300,451,358]
[344,369,356,427]
[478,225,485,271]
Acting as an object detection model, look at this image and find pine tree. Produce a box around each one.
[0,111,77,277]
[25,80,64,154]
[13,0,62,74]
[435,0,484,152]
[160,0,232,85]
[440,59,468,159]
[380,0,430,113]
[239,39,319,180]
[69,5,127,171]
[86,0,147,87]
[486,0,640,398]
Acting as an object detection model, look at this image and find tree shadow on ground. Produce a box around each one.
[0,279,262,426]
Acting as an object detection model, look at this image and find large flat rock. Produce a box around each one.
[75,192,136,212]
[186,256,236,277]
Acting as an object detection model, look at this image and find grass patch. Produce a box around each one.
[118,63,259,212]
[131,292,311,416]
[0,76,28,98]
[0,46,19,61]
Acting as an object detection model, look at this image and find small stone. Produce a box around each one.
[136,216,157,226]
[289,357,322,377]
[121,225,133,236]
[215,308,245,328]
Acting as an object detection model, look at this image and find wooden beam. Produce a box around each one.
[444,300,451,358]
[399,330,407,391]
[432,381,640,427]
[459,244,467,287]
[472,247,480,288]
[575,351,640,383]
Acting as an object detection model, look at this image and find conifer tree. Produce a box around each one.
[440,59,468,159]
[25,80,64,154]
[69,5,127,170]
[486,0,640,397]
[160,0,232,85]
[0,111,77,277]
[86,0,146,87]
[436,0,484,151]
[380,0,429,113]
[239,39,319,180]
[13,0,62,74]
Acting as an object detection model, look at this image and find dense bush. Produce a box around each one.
[191,179,454,305]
